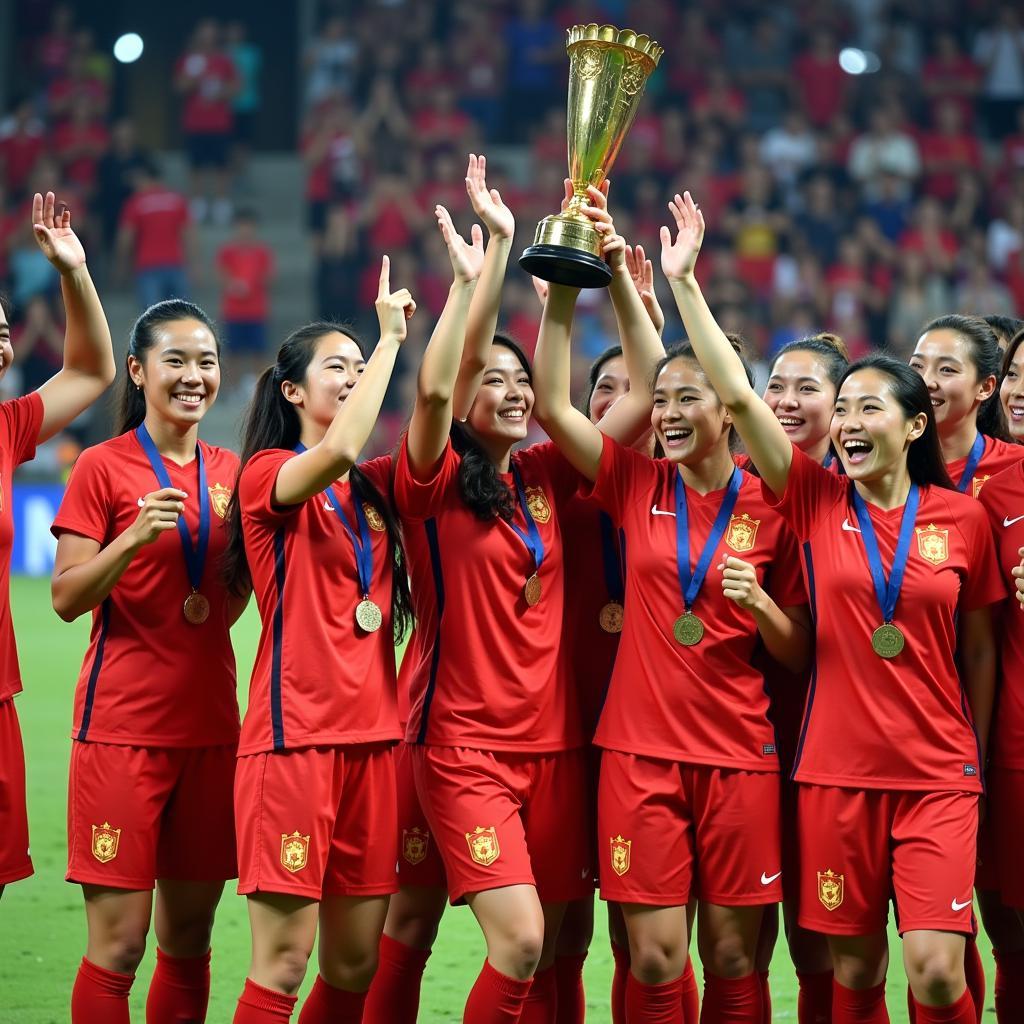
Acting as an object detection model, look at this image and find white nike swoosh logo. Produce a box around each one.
[137,498,145,507]
[951,898,972,912]
[651,505,676,517]
[842,519,861,533]
[1004,515,1024,527]
[761,871,782,885]
[324,501,335,512]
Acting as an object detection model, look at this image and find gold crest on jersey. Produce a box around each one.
[363,503,386,532]
[971,476,990,499]
[817,869,844,911]
[208,483,232,519]
[91,822,121,863]
[526,487,551,524]
[402,827,430,866]
[280,831,310,873]
[610,835,631,876]
[466,826,500,866]
[726,513,760,552]
[916,524,949,565]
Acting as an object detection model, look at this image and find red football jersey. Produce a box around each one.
[585,436,806,770]
[52,432,240,746]
[0,393,44,701]
[119,186,190,272]
[217,241,274,322]
[766,445,1005,792]
[394,438,582,752]
[237,450,400,755]
[947,435,1023,498]
[176,52,237,134]
[978,461,1024,770]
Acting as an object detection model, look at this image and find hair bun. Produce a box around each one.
[812,332,850,360]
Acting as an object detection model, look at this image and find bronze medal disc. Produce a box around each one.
[673,611,704,646]
[183,591,210,625]
[871,623,905,659]
[599,601,624,634]
[524,574,542,607]
[355,599,383,633]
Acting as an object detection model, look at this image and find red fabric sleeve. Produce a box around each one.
[959,501,1008,612]
[51,446,113,544]
[767,523,808,609]
[238,449,301,526]
[394,436,459,521]
[1,392,44,467]
[578,433,652,522]
[760,444,846,541]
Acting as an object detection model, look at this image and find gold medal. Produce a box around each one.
[871,623,904,659]
[599,601,624,634]
[183,591,210,625]
[355,598,383,633]
[673,611,704,646]
[524,573,542,607]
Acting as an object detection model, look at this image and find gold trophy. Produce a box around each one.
[520,24,663,288]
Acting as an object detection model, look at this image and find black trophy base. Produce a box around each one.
[519,245,613,289]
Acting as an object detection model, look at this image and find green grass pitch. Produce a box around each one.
[3,575,988,1020]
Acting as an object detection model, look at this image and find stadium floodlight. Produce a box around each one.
[838,47,881,75]
[113,33,144,64]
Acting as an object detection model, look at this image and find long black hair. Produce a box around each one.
[451,332,532,522]
[115,299,220,434]
[919,314,1009,441]
[838,354,954,490]
[580,344,623,416]
[223,321,413,641]
[985,314,1024,349]
[770,332,850,391]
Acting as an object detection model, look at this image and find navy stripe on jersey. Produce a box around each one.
[415,517,446,745]
[791,541,818,778]
[270,528,286,750]
[76,599,111,741]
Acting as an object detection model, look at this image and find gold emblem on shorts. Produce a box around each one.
[525,487,551,524]
[817,869,844,911]
[402,827,430,866]
[208,483,232,519]
[916,524,949,565]
[725,513,760,553]
[610,835,631,877]
[91,822,121,863]
[466,826,500,866]
[363,503,386,532]
[280,831,310,873]
[971,476,990,499]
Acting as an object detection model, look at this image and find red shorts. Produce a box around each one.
[0,699,32,885]
[411,745,591,905]
[235,743,398,900]
[67,741,237,888]
[598,751,782,907]
[989,767,1024,909]
[395,742,446,888]
[797,785,978,936]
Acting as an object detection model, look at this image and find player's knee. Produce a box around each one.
[702,931,755,980]
[630,937,685,984]
[388,903,444,950]
[493,925,544,979]
[907,948,964,1006]
[103,931,148,975]
[265,946,313,994]
[160,915,215,958]
[323,946,380,992]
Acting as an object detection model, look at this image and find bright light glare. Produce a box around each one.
[113,33,144,64]
[839,48,868,75]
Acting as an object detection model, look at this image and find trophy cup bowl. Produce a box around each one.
[519,24,663,289]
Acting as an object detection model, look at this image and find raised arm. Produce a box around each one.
[662,191,792,496]
[406,206,483,475]
[273,256,414,506]
[453,153,515,420]
[32,193,117,443]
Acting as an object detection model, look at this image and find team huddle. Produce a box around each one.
[1,153,1024,1024]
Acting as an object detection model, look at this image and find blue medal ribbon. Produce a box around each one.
[852,483,920,624]
[598,511,624,603]
[508,462,545,577]
[674,467,742,612]
[136,424,209,592]
[955,433,985,494]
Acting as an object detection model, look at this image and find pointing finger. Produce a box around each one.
[378,254,390,297]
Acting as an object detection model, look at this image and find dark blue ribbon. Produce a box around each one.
[674,467,742,611]
[955,433,985,494]
[136,424,209,592]
[852,483,920,624]
[509,462,545,574]
[598,511,624,603]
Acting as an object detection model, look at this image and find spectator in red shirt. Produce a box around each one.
[0,99,45,201]
[794,28,850,128]
[47,53,110,127]
[174,19,239,225]
[922,32,981,129]
[54,97,110,199]
[921,99,983,202]
[216,207,274,384]
[115,161,194,308]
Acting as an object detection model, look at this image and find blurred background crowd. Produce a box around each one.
[2,0,1024,458]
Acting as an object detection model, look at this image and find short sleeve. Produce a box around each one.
[577,433,654,521]
[51,446,113,544]
[516,441,579,508]
[760,444,846,541]
[766,523,807,608]
[358,453,394,498]
[238,449,300,526]
[960,503,1008,612]
[0,392,44,467]
[393,436,459,521]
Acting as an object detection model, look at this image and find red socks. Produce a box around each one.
[363,935,432,1023]
[759,971,771,1024]
[611,942,630,1024]
[963,935,985,1023]
[72,957,134,1024]
[681,959,700,1024]
[626,973,684,1023]
[146,947,211,1023]
[554,955,587,1024]
[297,975,367,1023]
[796,970,834,1024]
[520,965,557,1024]
[463,959,532,1023]
[233,978,298,1023]
[993,949,1024,1023]
[833,980,889,1023]
[701,970,762,1023]
[911,989,975,1024]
